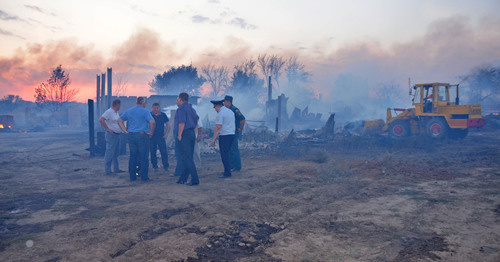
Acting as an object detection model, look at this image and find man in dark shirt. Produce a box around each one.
[223,95,245,171]
[150,103,170,172]
[174,92,200,186]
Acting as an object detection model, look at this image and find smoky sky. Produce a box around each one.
[1,16,499,121]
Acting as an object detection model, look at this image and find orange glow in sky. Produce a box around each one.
[1,0,499,107]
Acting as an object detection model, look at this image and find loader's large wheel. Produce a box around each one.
[426,118,448,138]
[449,129,468,140]
[389,120,410,138]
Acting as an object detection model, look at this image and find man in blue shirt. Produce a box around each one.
[174,92,200,186]
[118,97,155,182]
[150,103,170,172]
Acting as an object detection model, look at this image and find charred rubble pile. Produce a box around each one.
[483,113,500,130]
[189,113,335,157]
[232,113,336,156]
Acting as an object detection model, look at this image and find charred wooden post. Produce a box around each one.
[88,99,95,157]
[322,113,336,139]
[96,132,106,155]
[107,67,112,108]
[285,129,296,144]
[96,75,100,119]
[101,73,106,114]
[268,76,272,102]
[277,95,282,130]
[275,117,279,133]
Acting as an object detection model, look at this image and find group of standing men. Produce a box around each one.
[98,93,245,186]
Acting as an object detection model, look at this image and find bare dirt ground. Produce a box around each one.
[0,128,499,261]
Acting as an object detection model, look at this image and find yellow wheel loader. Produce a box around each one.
[382,83,485,139]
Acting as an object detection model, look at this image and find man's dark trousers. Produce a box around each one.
[150,136,169,170]
[229,132,241,170]
[128,132,150,181]
[178,129,199,184]
[219,134,235,177]
[174,139,183,176]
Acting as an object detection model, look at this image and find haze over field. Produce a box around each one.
[1,3,500,260]
[1,0,499,119]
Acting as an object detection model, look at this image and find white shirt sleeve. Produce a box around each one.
[215,112,223,125]
[101,109,111,120]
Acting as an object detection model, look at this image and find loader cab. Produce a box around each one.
[412,83,459,114]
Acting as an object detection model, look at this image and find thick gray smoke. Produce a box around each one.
[303,16,500,123]
[2,16,499,128]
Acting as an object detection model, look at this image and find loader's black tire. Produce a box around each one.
[426,118,448,139]
[389,120,410,138]
[449,129,468,140]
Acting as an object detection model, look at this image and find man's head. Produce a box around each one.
[136,97,147,108]
[223,95,233,108]
[112,99,121,111]
[177,92,189,107]
[211,100,224,112]
[152,103,161,114]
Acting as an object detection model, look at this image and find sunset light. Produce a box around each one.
[1,1,500,261]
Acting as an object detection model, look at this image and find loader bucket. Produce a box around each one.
[363,119,385,134]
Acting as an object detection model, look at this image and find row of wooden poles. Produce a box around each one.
[96,67,113,117]
[88,67,113,156]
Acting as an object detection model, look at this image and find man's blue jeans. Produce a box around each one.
[128,132,150,181]
[229,132,242,170]
[104,132,120,174]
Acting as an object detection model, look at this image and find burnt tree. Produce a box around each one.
[34,65,78,111]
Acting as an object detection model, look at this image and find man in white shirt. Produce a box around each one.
[211,99,235,178]
[99,99,124,175]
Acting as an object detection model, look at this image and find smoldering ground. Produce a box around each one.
[0,124,499,261]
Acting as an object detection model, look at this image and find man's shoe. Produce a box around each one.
[218,175,231,178]
[176,180,185,184]
[186,182,199,186]
[115,170,126,173]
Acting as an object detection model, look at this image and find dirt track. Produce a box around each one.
[0,129,499,261]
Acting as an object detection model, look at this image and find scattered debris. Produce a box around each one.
[186,221,283,261]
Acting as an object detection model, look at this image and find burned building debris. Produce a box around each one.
[264,77,325,132]
[265,93,289,131]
